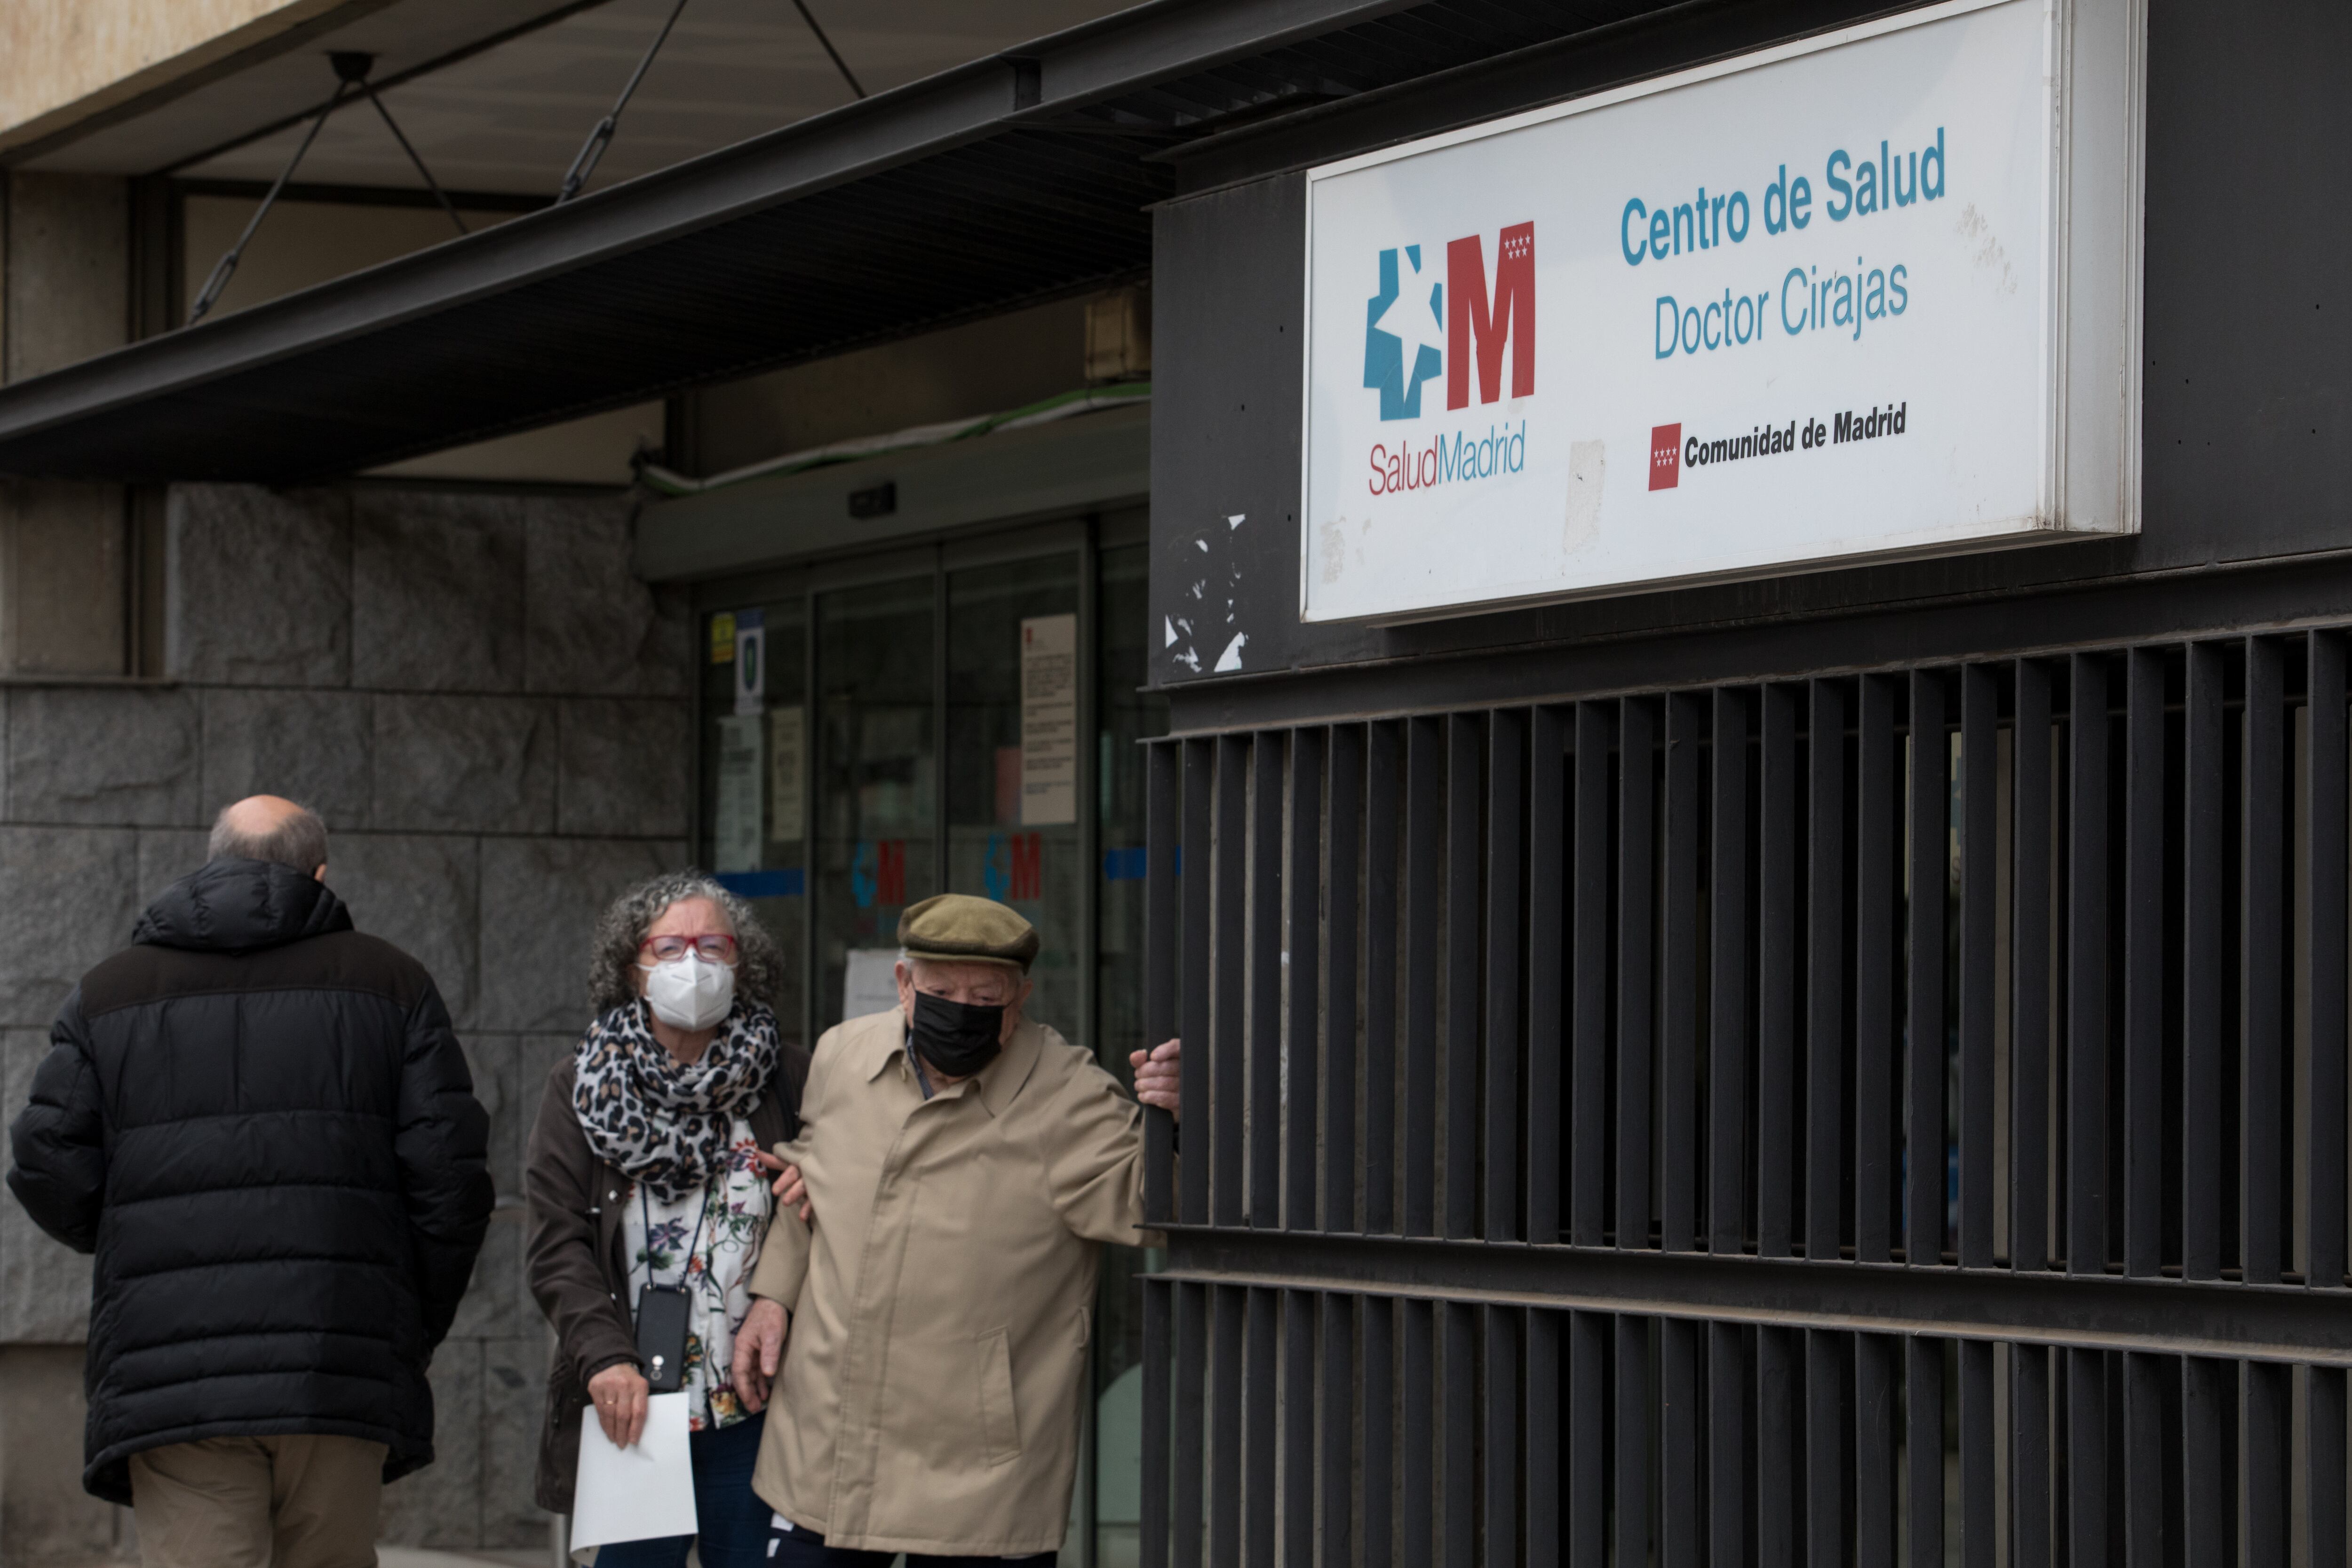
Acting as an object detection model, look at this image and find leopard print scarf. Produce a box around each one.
[572,999,781,1202]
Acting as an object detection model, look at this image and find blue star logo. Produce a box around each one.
[1364,245,1443,421]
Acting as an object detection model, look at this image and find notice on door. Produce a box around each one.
[713,714,762,872]
[1019,614,1078,827]
[767,705,804,844]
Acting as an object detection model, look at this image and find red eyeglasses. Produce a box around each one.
[639,934,739,962]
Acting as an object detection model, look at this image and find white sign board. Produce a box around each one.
[1301,0,2144,622]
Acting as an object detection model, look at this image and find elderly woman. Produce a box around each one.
[524,872,810,1567]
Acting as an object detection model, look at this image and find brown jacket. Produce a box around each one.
[747,1009,1157,1558]
[522,1046,808,1514]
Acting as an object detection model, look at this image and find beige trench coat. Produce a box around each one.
[747,1008,1157,1557]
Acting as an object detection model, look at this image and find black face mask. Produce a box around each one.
[909,989,1006,1078]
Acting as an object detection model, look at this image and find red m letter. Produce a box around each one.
[1446,222,1536,410]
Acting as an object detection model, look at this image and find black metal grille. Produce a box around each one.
[1137,632,2352,1566]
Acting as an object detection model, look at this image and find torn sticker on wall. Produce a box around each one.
[1213,633,1248,672]
[1565,441,1605,554]
[1162,511,1252,679]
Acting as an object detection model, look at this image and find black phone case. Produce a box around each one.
[635,1284,692,1393]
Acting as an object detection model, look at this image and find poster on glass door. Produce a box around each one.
[1019,614,1077,827]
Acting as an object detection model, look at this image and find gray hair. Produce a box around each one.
[587,871,785,1015]
[208,801,328,875]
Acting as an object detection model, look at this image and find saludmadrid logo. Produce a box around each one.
[1362,222,1537,496]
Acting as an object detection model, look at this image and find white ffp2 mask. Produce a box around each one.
[641,952,735,1030]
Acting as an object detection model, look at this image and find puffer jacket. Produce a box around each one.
[5,857,492,1504]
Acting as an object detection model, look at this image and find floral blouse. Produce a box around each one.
[620,1117,772,1430]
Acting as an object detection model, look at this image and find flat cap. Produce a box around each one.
[898,893,1040,971]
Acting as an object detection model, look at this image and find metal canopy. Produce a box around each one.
[0,0,1666,483]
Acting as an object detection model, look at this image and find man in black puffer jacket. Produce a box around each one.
[7,795,492,1568]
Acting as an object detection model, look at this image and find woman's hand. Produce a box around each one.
[732,1298,790,1412]
[586,1362,649,1449]
[755,1149,812,1224]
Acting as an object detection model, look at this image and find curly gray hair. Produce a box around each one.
[587,871,786,1015]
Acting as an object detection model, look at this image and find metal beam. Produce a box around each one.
[1159,1228,2352,1366]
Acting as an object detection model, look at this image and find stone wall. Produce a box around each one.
[0,480,693,1562]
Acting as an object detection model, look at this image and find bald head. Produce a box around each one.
[209,795,328,878]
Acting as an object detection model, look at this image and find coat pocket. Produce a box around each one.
[976,1326,1021,1467]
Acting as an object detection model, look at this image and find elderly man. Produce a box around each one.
[6,796,492,1568]
[730,893,1178,1566]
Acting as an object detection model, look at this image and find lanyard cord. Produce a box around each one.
[639,1175,712,1291]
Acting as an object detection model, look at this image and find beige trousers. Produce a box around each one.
[128,1434,386,1568]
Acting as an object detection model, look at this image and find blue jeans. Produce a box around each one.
[590,1412,771,1568]
[764,1518,1057,1567]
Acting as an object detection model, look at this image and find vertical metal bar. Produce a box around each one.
[1403,1297,1435,1563]
[1530,707,1568,1245]
[1909,670,1949,1267]
[1182,740,1215,1226]
[1406,716,1444,1238]
[1284,1290,1314,1568]
[2241,1360,2288,1567]
[2068,654,2111,1277]
[1760,685,1800,1259]
[1173,1281,1207,1568]
[2183,644,2225,1282]
[1488,708,1527,1242]
[2181,1356,2229,1568]
[1364,1297,1395,1568]
[1146,741,1180,1226]
[1245,1288,1276,1564]
[1320,1293,1355,1568]
[1444,1301,1476,1568]
[1211,1284,1243,1564]
[2012,660,2053,1275]
[1573,703,1613,1248]
[1448,714,1483,1242]
[1959,1339,1994,1568]
[1759,1326,1800,1568]
[1214,737,1249,1229]
[1856,674,1898,1265]
[1529,1309,1563,1568]
[2310,631,2349,1290]
[2066,1348,2107,1568]
[2307,1365,2347,1568]
[1143,1277,1171,1568]
[1661,1317,1702,1568]
[1486,1306,1523,1568]
[1809,679,1848,1262]
[1712,688,1752,1258]
[1662,690,1705,1254]
[1569,1310,1608,1568]
[2243,635,2286,1285]
[1709,1321,1750,1568]
[1327,726,1364,1234]
[1959,665,1999,1270]
[1622,697,1659,1250]
[1906,1336,1944,1568]
[1367,724,1401,1235]
[2123,649,2165,1278]
[1856,1333,1897,1568]
[1618,1315,1653,1568]
[2010,1344,2050,1568]
[1288,729,1325,1231]
[2121,1352,2164,1568]
[1252,735,1285,1229]
[1807,1330,1848,1568]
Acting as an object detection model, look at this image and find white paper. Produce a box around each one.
[842,947,902,1022]
[713,714,762,872]
[1018,613,1077,826]
[568,1392,698,1559]
[767,705,805,843]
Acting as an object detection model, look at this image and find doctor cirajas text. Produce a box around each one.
[1620,128,1945,358]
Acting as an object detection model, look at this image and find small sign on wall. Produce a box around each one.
[733,608,765,715]
[1019,614,1078,827]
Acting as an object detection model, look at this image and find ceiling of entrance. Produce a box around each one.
[22,0,1138,196]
